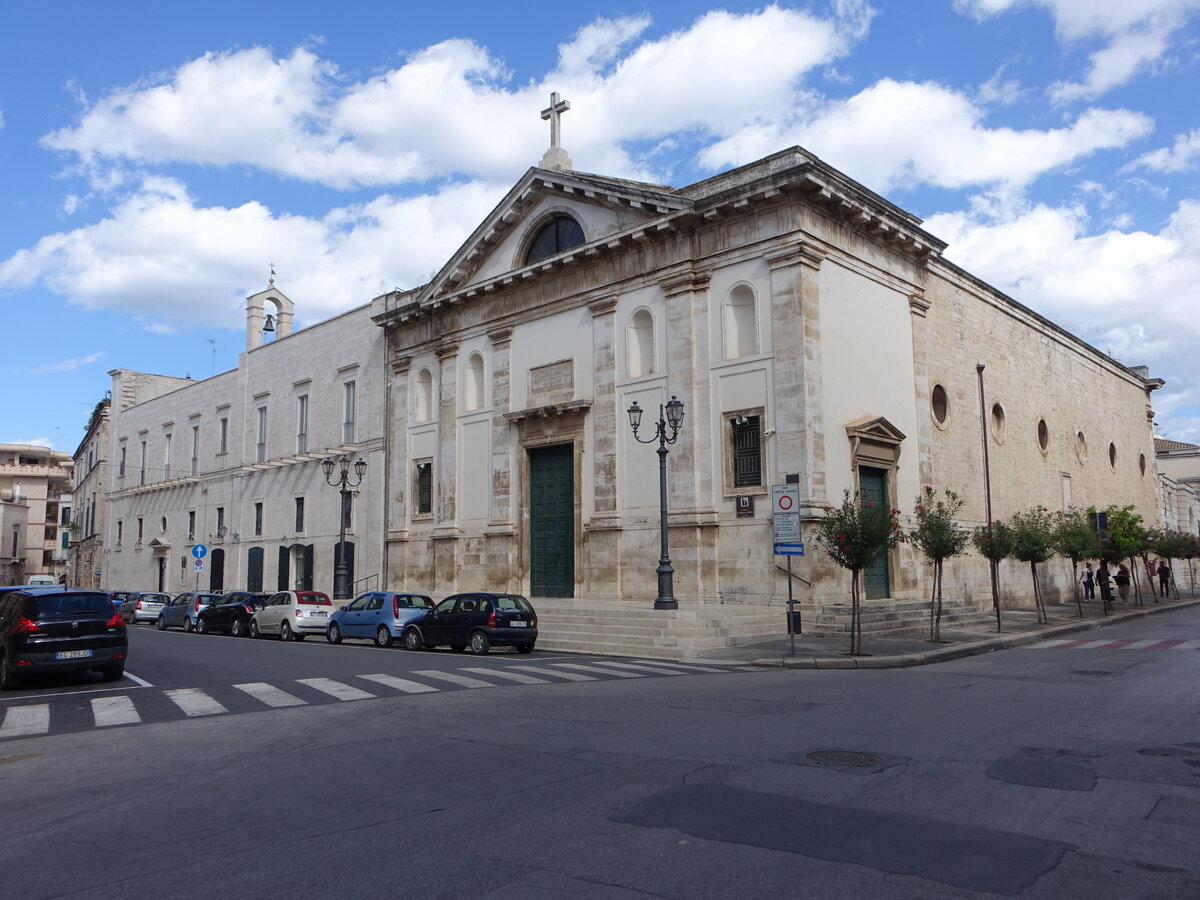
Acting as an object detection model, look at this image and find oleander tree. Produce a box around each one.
[1149,528,1193,600]
[1100,505,1149,607]
[812,489,902,657]
[1052,509,1101,617]
[910,487,970,643]
[971,520,1014,633]
[1009,507,1057,624]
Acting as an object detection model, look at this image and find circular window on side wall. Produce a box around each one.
[931,384,948,428]
[1139,452,1147,476]
[1076,431,1088,463]
[990,402,1006,443]
[1108,442,1117,470]
[1036,418,1049,455]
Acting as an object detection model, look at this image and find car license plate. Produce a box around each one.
[510,621,527,627]
[56,649,92,660]
[314,611,326,617]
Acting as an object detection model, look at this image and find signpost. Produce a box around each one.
[191,544,207,560]
[771,484,804,652]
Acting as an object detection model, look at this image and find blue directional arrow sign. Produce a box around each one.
[191,544,208,559]
[773,542,805,556]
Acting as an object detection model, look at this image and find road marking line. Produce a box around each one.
[552,663,644,678]
[1047,640,1097,649]
[587,661,687,676]
[234,683,308,708]
[620,660,731,672]
[412,670,496,689]
[1170,640,1200,650]
[165,689,228,717]
[0,705,50,738]
[358,674,440,694]
[91,696,141,727]
[1115,639,1160,650]
[1144,640,1186,650]
[459,667,549,685]
[507,665,596,682]
[296,678,375,701]
[1035,639,1087,649]
[1096,639,1140,649]
[123,671,154,688]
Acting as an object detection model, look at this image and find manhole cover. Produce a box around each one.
[806,750,881,767]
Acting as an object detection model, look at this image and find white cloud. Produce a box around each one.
[23,351,106,374]
[1126,127,1200,172]
[698,79,1152,193]
[926,197,1200,437]
[955,0,1200,101]
[40,6,862,189]
[0,176,505,330]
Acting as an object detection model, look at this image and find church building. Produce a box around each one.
[368,96,1162,655]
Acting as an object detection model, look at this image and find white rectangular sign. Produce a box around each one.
[771,484,800,516]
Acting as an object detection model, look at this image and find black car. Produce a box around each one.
[0,588,128,689]
[196,591,270,637]
[401,592,537,655]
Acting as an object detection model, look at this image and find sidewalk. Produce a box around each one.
[698,589,1200,669]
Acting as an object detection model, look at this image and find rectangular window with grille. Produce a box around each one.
[219,417,228,454]
[416,461,432,515]
[187,510,196,541]
[732,416,762,487]
[254,502,263,536]
[295,497,305,533]
[343,381,357,444]
[256,407,268,463]
[296,395,308,454]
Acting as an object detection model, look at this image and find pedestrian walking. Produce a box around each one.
[1147,558,1158,580]
[1158,559,1172,597]
[1080,563,1095,601]
[1097,562,1113,608]
[1115,563,1131,602]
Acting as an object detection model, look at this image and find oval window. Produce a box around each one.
[931,384,948,425]
[1037,419,1049,452]
[1139,452,1147,476]
[990,402,1005,440]
[1076,431,1087,462]
[525,216,585,265]
[1108,442,1117,469]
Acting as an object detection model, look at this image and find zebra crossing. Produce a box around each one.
[1026,638,1200,651]
[0,658,750,741]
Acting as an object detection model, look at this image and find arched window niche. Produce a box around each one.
[464,353,485,411]
[627,308,656,377]
[415,368,434,422]
[524,215,585,265]
[723,283,759,360]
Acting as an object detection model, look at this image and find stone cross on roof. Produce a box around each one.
[539,91,573,172]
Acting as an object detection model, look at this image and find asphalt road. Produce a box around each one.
[1,609,1198,899]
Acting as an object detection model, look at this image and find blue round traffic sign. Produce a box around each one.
[191,544,208,559]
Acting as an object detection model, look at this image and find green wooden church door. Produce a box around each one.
[529,444,574,597]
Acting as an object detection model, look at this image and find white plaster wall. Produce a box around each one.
[509,306,594,412]
[458,418,491,522]
[819,260,919,502]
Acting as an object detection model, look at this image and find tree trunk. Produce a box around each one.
[934,560,944,643]
[1030,561,1046,624]
[990,558,1003,633]
[1171,558,1181,600]
[849,569,862,656]
[1072,560,1082,617]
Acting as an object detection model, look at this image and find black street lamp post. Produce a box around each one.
[627,395,685,610]
[322,454,366,600]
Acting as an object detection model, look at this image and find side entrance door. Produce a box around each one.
[529,444,574,598]
[859,466,890,600]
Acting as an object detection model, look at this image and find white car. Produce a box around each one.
[250,590,335,641]
[120,591,172,624]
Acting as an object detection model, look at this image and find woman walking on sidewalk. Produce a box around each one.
[1159,559,1173,597]
[1097,562,1114,610]
[1080,563,1095,601]
[1115,563,1131,603]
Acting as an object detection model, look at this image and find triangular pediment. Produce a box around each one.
[845,415,906,445]
[417,168,690,306]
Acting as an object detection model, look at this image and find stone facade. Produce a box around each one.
[1155,438,1200,535]
[0,444,72,584]
[370,146,1164,632]
[103,288,386,598]
[68,400,110,589]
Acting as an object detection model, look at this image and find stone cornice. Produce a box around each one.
[908,293,932,318]
[765,242,825,272]
[390,354,412,375]
[486,326,513,347]
[658,269,712,299]
[504,399,593,425]
[588,297,618,317]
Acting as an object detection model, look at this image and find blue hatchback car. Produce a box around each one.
[326,591,435,647]
[400,592,538,655]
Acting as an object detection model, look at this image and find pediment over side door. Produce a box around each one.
[845,415,906,470]
[416,168,690,307]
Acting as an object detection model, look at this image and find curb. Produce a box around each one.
[748,597,1200,670]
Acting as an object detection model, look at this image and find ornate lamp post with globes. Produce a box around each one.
[322,454,366,600]
[627,395,685,610]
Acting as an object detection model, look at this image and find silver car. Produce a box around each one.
[249,590,334,641]
[119,591,173,624]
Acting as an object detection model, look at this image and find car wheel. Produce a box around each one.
[517,643,535,654]
[327,623,342,644]
[198,617,209,635]
[249,620,260,639]
[450,644,467,653]
[375,625,394,648]
[184,618,195,633]
[157,615,167,631]
[231,619,245,638]
[102,665,124,682]
[294,634,306,642]
[402,628,423,651]
[469,631,491,655]
[0,653,20,691]
[280,620,293,642]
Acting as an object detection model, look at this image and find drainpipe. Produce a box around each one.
[977,364,1000,632]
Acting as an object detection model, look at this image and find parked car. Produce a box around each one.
[196,591,270,637]
[326,591,435,647]
[0,587,128,689]
[157,592,223,631]
[401,592,537,655]
[109,590,138,610]
[250,591,334,641]
[119,592,172,624]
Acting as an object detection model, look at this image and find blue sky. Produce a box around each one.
[2,0,1198,452]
